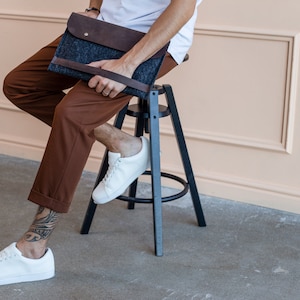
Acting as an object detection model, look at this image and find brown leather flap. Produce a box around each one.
[67,13,169,58]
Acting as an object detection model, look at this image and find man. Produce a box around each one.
[1,0,202,285]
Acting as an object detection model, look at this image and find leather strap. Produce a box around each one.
[52,56,150,93]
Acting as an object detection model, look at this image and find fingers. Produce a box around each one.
[87,60,127,98]
[101,87,119,98]
[88,76,119,98]
[88,76,109,93]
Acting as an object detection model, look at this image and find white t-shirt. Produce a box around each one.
[98,0,203,64]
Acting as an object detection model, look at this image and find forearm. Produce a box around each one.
[88,0,197,97]
[122,0,196,70]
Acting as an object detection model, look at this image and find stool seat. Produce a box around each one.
[80,84,206,256]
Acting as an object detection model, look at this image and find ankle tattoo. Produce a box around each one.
[25,207,59,242]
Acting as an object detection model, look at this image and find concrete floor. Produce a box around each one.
[0,154,299,300]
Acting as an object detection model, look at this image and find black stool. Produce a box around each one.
[80,84,206,256]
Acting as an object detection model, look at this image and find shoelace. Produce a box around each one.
[103,158,122,184]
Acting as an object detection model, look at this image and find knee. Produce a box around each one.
[3,71,16,101]
[3,68,41,113]
[2,69,24,107]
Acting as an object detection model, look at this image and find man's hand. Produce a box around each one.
[88,58,135,98]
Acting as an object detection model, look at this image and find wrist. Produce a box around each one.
[85,7,100,13]
[120,54,140,74]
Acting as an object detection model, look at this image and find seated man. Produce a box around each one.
[0,0,203,285]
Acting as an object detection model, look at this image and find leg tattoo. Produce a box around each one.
[25,206,59,242]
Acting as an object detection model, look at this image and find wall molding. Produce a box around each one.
[1,13,298,154]
[197,169,300,199]
[111,117,292,153]
[2,99,294,154]
[192,24,300,153]
[0,99,18,112]
[161,163,300,214]
[0,10,68,23]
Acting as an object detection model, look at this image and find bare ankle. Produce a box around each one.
[94,124,143,157]
[119,136,142,157]
[17,206,59,259]
[16,239,46,259]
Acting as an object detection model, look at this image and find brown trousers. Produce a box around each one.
[3,36,177,213]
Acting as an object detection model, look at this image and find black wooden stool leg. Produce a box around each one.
[80,104,129,234]
[148,89,163,256]
[163,84,206,227]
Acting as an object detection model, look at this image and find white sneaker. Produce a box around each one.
[0,242,55,285]
[93,136,150,204]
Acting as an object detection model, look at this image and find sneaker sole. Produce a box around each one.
[0,270,55,285]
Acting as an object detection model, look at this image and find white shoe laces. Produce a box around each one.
[103,158,122,184]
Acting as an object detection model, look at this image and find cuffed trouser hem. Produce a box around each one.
[28,189,70,213]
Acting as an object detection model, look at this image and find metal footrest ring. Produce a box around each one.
[117,170,189,204]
